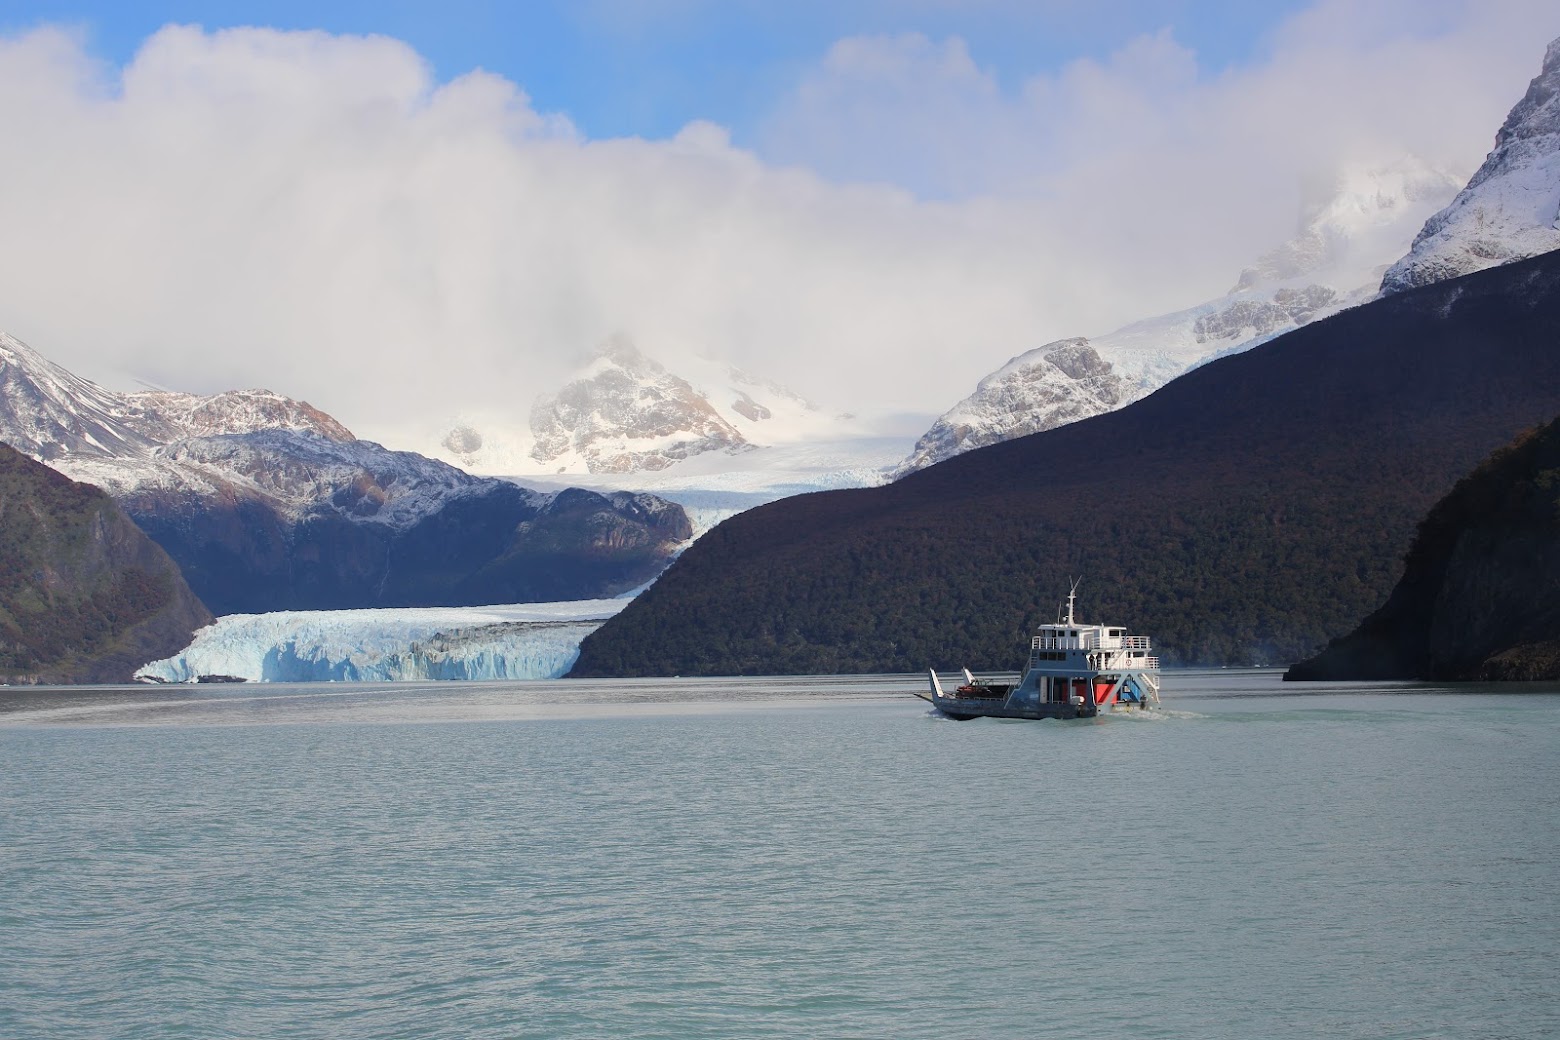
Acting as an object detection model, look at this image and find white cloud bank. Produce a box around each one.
[0,2,1552,448]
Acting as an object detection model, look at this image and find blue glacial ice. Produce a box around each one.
[137,599,629,683]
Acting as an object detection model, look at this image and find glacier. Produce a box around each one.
[137,599,630,683]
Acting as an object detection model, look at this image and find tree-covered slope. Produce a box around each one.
[1287,415,1560,681]
[0,444,211,683]
[572,251,1560,677]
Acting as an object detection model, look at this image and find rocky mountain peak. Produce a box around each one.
[529,337,748,474]
[0,330,358,460]
[896,337,1125,475]
[593,332,655,373]
[128,388,356,443]
[434,343,832,476]
[1234,158,1465,292]
[0,332,162,460]
[1380,37,1560,293]
[1485,37,1560,163]
[899,152,1464,476]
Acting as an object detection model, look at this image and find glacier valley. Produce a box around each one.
[137,599,631,683]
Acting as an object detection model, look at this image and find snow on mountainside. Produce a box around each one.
[1381,37,1560,294]
[0,331,693,614]
[0,331,350,460]
[138,598,629,683]
[530,336,749,474]
[899,339,1126,474]
[0,332,167,460]
[900,158,1464,473]
[129,388,356,444]
[518,435,913,540]
[438,334,845,476]
[0,329,498,529]
[60,428,530,528]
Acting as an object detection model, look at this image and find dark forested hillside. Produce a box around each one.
[1287,414,1560,681]
[573,251,1560,677]
[127,481,692,615]
[0,445,210,683]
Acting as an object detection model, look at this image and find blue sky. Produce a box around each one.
[3,0,1314,142]
[0,0,1549,445]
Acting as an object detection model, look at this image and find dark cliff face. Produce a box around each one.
[572,251,1560,678]
[1287,417,1560,681]
[123,480,692,615]
[0,445,211,683]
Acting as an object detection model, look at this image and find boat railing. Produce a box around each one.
[1033,634,1151,652]
[1144,656,1159,670]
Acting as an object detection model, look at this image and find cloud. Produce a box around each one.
[760,1,1555,281]
[0,23,1083,445]
[0,4,1553,453]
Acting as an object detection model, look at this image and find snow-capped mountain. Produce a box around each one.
[1,329,522,528]
[1382,37,1560,294]
[60,427,535,530]
[899,339,1125,473]
[438,334,842,476]
[529,336,750,473]
[130,388,356,444]
[0,331,692,615]
[0,332,352,460]
[899,157,1464,473]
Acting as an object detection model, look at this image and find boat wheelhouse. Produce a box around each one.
[925,585,1160,720]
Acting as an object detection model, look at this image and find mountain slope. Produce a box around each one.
[902,158,1463,472]
[0,332,692,614]
[439,335,843,476]
[77,433,692,614]
[0,444,210,683]
[1286,416,1560,681]
[1381,37,1560,293]
[0,332,353,458]
[572,251,1560,677]
[528,337,750,474]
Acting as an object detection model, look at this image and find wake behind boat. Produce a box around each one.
[925,585,1160,720]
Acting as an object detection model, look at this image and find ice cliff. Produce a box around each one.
[137,599,630,683]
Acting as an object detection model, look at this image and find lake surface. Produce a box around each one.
[2,671,1557,1039]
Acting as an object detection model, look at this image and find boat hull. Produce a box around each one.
[924,595,1160,721]
[925,667,1158,721]
[930,695,1102,721]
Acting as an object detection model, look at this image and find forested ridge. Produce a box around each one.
[1288,413,1560,680]
[573,251,1560,676]
[0,444,210,682]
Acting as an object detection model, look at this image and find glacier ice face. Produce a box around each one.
[137,599,631,683]
[1381,37,1560,293]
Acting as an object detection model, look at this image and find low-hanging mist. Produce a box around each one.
[0,2,1550,447]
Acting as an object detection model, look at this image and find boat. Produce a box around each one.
[924,584,1160,720]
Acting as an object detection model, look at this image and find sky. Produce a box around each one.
[0,0,1554,450]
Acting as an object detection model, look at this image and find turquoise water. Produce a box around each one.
[2,672,1557,1039]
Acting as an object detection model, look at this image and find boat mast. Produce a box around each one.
[1065,577,1080,626]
